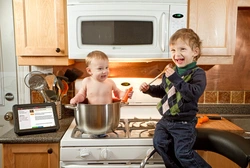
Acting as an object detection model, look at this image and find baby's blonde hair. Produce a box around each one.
[85,50,109,67]
[170,28,202,61]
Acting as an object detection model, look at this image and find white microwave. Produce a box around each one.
[67,0,187,61]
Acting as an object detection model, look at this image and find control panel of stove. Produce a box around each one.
[61,146,162,161]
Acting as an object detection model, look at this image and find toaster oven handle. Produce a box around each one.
[160,12,166,52]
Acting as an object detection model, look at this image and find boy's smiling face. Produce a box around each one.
[170,38,199,68]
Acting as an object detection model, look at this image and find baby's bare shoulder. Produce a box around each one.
[106,78,115,82]
[105,78,116,85]
[82,77,92,83]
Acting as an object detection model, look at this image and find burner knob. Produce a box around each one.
[100,148,111,160]
[80,148,90,158]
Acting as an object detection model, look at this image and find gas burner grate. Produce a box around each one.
[90,134,108,138]
[71,118,159,139]
[128,118,158,130]
[71,123,127,139]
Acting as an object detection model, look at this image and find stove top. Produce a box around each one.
[71,118,159,139]
[61,117,161,147]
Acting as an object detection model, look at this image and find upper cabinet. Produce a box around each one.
[13,0,74,66]
[12,0,238,65]
[188,0,238,65]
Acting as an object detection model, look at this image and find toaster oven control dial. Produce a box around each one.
[80,148,90,158]
[100,148,111,160]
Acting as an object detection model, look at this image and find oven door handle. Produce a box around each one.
[140,148,157,168]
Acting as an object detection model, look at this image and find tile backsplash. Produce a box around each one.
[199,91,250,104]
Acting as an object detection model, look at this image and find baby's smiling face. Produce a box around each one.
[87,58,110,82]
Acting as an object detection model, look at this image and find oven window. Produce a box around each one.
[81,21,153,45]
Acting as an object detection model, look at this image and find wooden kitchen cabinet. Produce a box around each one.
[12,0,74,66]
[3,143,59,168]
[188,0,238,65]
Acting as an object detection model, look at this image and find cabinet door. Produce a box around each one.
[3,143,59,168]
[13,0,66,56]
[188,0,238,64]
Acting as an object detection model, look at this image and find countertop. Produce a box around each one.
[196,115,244,133]
[0,115,74,144]
[1,104,250,144]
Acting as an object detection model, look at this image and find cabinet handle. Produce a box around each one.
[55,48,61,53]
[47,148,53,154]
[4,112,13,121]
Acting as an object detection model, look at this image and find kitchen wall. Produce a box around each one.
[32,7,250,105]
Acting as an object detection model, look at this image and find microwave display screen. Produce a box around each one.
[81,21,153,45]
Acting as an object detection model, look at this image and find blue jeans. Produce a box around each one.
[153,117,211,168]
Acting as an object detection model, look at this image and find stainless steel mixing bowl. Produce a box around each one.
[65,102,122,135]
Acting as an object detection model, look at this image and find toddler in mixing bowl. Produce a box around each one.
[70,50,133,105]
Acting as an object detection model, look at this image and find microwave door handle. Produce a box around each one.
[160,12,166,52]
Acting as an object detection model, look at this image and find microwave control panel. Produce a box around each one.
[169,5,187,37]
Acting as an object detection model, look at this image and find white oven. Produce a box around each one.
[60,78,165,167]
[67,0,187,60]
